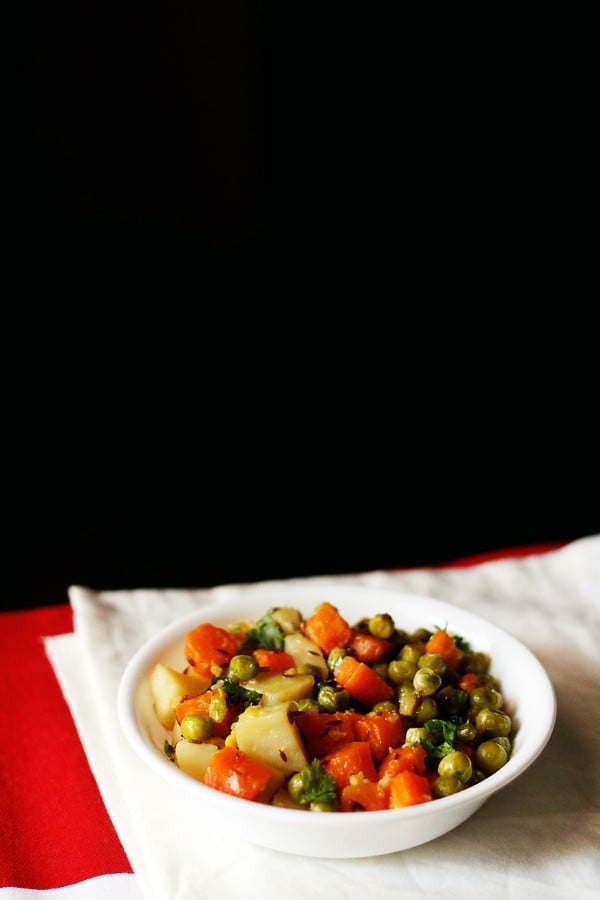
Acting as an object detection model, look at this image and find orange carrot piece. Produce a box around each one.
[303,602,353,655]
[295,711,357,757]
[348,630,395,664]
[184,623,241,677]
[378,743,427,779]
[334,655,394,707]
[388,770,432,808]
[321,741,378,788]
[424,628,462,670]
[341,779,389,812]
[203,746,280,801]
[253,648,295,673]
[458,672,479,693]
[174,689,236,738]
[354,711,405,763]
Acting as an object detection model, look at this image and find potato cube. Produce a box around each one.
[284,631,329,679]
[150,663,211,729]
[235,701,308,775]
[175,740,219,782]
[243,672,314,706]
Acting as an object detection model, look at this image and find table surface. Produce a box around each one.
[0,542,566,893]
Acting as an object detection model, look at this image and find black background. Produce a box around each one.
[3,6,597,609]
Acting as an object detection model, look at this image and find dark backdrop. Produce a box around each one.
[4,7,596,609]
[4,459,598,609]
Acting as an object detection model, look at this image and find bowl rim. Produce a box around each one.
[117,581,557,828]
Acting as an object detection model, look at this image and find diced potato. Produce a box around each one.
[150,663,211,729]
[175,740,219,781]
[235,701,309,775]
[243,672,315,706]
[284,631,329,680]
[271,606,303,634]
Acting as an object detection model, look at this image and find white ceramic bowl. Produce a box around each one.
[118,582,556,857]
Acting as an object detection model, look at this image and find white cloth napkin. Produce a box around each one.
[45,537,600,900]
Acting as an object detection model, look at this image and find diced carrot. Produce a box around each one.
[424,628,462,670]
[321,741,378,788]
[253,648,296,673]
[295,711,357,757]
[354,711,405,763]
[458,672,479,693]
[341,779,389,812]
[334,655,394,707]
[378,743,427,779]
[203,746,281,802]
[388,770,432,808]
[185,623,241,677]
[348,630,396,664]
[174,688,236,738]
[303,602,353,655]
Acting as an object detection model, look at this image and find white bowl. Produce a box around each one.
[118,582,556,858]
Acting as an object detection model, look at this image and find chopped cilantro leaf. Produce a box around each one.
[297,759,338,806]
[421,718,462,759]
[243,608,285,651]
[163,740,175,760]
[421,739,455,759]
[212,677,262,708]
[426,718,459,744]
[454,634,472,652]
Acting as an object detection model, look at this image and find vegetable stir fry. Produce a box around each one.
[150,602,513,811]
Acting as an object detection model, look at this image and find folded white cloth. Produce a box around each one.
[45,536,600,900]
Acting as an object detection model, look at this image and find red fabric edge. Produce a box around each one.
[436,541,566,568]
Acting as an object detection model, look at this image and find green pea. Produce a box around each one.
[180,713,214,742]
[371,701,397,714]
[418,653,446,675]
[411,628,431,643]
[289,697,319,713]
[318,684,350,713]
[208,692,228,723]
[400,644,423,664]
[475,708,512,738]
[288,772,305,803]
[228,654,259,681]
[469,686,503,713]
[455,721,478,745]
[475,739,509,774]
[296,663,322,677]
[413,667,442,695]
[438,750,473,783]
[368,613,395,639]
[388,659,417,684]
[461,651,491,674]
[432,774,464,798]
[490,736,511,754]
[327,647,350,673]
[413,696,438,724]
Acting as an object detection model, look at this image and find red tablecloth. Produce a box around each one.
[0,543,564,892]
